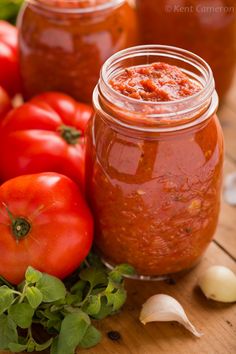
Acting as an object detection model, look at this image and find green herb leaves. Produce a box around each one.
[37,274,66,302]
[0,260,134,353]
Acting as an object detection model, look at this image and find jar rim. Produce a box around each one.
[26,0,125,14]
[94,45,218,132]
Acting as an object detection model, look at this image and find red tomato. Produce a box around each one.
[0,21,21,96]
[0,85,12,119]
[0,172,93,284]
[0,92,93,187]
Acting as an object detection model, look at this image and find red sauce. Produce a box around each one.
[86,60,224,277]
[18,0,138,103]
[110,62,201,101]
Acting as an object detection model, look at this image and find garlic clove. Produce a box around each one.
[224,172,236,206]
[198,266,236,303]
[140,294,202,338]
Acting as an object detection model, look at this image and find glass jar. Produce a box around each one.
[136,0,236,101]
[86,45,224,279]
[17,0,138,103]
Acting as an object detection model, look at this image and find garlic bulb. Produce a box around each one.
[140,294,202,337]
[198,266,236,303]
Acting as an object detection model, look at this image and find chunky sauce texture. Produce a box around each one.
[110,62,201,101]
[18,0,138,102]
[86,61,224,276]
[136,0,236,100]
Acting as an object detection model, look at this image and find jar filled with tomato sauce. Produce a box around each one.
[136,0,236,101]
[86,45,224,279]
[17,0,138,103]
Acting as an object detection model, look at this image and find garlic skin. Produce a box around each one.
[140,294,202,338]
[198,266,236,303]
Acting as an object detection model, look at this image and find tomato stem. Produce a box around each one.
[58,124,82,145]
[2,202,31,240]
[12,217,31,239]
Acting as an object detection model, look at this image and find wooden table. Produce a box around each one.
[1,83,236,354]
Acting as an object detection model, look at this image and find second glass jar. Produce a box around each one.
[17,0,138,103]
[136,0,236,101]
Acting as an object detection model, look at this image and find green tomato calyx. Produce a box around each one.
[58,125,82,145]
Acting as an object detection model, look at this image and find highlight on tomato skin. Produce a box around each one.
[0,20,22,97]
[0,172,94,285]
[0,85,12,120]
[0,92,94,189]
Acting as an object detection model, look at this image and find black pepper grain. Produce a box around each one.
[107,331,121,341]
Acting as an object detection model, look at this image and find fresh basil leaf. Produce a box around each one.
[26,286,43,309]
[79,325,102,349]
[25,267,42,284]
[0,0,24,23]
[0,286,14,315]
[8,303,34,329]
[70,280,87,294]
[34,338,53,351]
[92,297,113,320]
[115,264,135,276]
[50,337,59,354]
[80,268,107,288]
[36,274,66,302]
[66,293,83,306]
[109,264,135,283]
[83,295,101,316]
[0,314,18,350]
[8,342,28,352]
[111,289,127,311]
[27,338,36,352]
[57,312,90,354]
[86,253,104,268]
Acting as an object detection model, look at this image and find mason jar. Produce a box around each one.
[136,0,236,101]
[17,0,138,102]
[86,45,224,279]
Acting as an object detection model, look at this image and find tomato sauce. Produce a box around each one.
[136,0,236,101]
[86,48,224,278]
[110,62,201,101]
[18,0,138,103]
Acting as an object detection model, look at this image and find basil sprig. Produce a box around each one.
[0,259,134,353]
[0,0,24,24]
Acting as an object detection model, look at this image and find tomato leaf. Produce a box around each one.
[57,312,90,354]
[0,314,18,350]
[8,303,34,329]
[26,286,43,309]
[25,267,42,284]
[0,286,14,315]
[79,325,102,349]
[36,274,66,302]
